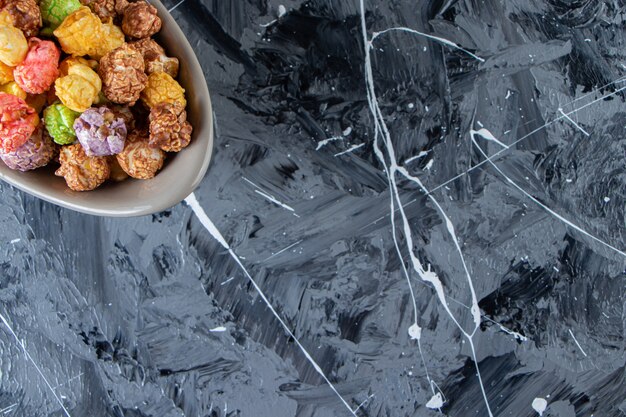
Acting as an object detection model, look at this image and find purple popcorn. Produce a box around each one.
[73,106,127,156]
[0,126,56,172]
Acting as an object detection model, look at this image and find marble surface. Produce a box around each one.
[1,1,626,416]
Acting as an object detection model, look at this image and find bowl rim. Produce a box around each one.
[0,0,213,217]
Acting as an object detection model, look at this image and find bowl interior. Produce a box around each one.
[0,0,213,217]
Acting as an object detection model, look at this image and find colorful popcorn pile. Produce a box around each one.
[0,0,192,191]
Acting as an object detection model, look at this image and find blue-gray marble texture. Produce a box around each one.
[1,0,625,416]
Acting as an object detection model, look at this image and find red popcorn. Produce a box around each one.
[0,92,39,153]
[14,38,60,94]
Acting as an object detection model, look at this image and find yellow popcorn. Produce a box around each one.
[0,81,27,100]
[0,61,14,85]
[141,72,186,109]
[53,7,103,57]
[54,63,102,112]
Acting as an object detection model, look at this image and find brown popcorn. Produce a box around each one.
[149,101,192,153]
[114,0,129,15]
[55,143,110,191]
[146,55,179,78]
[129,38,164,57]
[116,129,165,179]
[2,0,41,38]
[80,0,114,22]
[107,155,128,181]
[129,38,179,77]
[121,1,160,39]
[98,43,147,105]
[109,104,135,131]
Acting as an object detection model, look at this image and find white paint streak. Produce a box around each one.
[532,397,548,416]
[423,159,434,170]
[405,151,429,164]
[316,136,343,150]
[254,190,296,212]
[10,238,20,244]
[278,4,287,17]
[359,2,492,414]
[471,128,509,149]
[242,177,296,213]
[220,277,235,286]
[263,239,303,262]
[428,84,626,196]
[209,326,227,332]
[184,194,358,416]
[568,329,588,357]
[168,0,186,12]
[0,313,72,417]
[558,108,590,136]
[471,139,626,259]
[334,143,365,156]
[371,27,485,62]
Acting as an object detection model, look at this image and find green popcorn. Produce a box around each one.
[44,104,80,145]
[39,0,82,30]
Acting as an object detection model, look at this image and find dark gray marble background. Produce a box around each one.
[1,0,625,416]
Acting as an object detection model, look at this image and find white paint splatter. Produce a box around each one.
[242,177,296,213]
[0,313,72,417]
[505,90,512,99]
[423,159,434,170]
[9,238,20,244]
[558,108,590,136]
[471,128,509,149]
[427,84,626,196]
[316,136,344,150]
[405,151,429,164]
[370,27,485,62]
[568,329,588,357]
[220,277,235,286]
[168,0,186,12]
[532,397,548,416]
[603,196,610,203]
[359,2,492,414]
[343,126,352,136]
[471,139,626,260]
[334,143,365,156]
[209,326,227,332]
[408,323,421,340]
[278,4,287,17]
[184,194,359,416]
[426,393,444,409]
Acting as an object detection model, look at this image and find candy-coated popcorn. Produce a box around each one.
[43,103,79,144]
[93,22,124,60]
[53,7,103,57]
[0,125,55,171]
[26,93,47,113]
[0,25,28,67]
[98,44,146,105]
[54,63,101,112]
[0,92,39,152]
[149,101,192,152]
[109,104,135,131]
[130,38,179,78]
[55,143,110,191]
[116,129,164,179]
[39,0,82,30]
[59,56,97,76]
[0,81,27,99]
[73,106,126,156]
[1,0,41,38]
[121,1,160,39]
[79,0,114,22]
[14,38,60,94]
[0,61,13,85]
[107,155,128,181]
[141,72,186,109]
